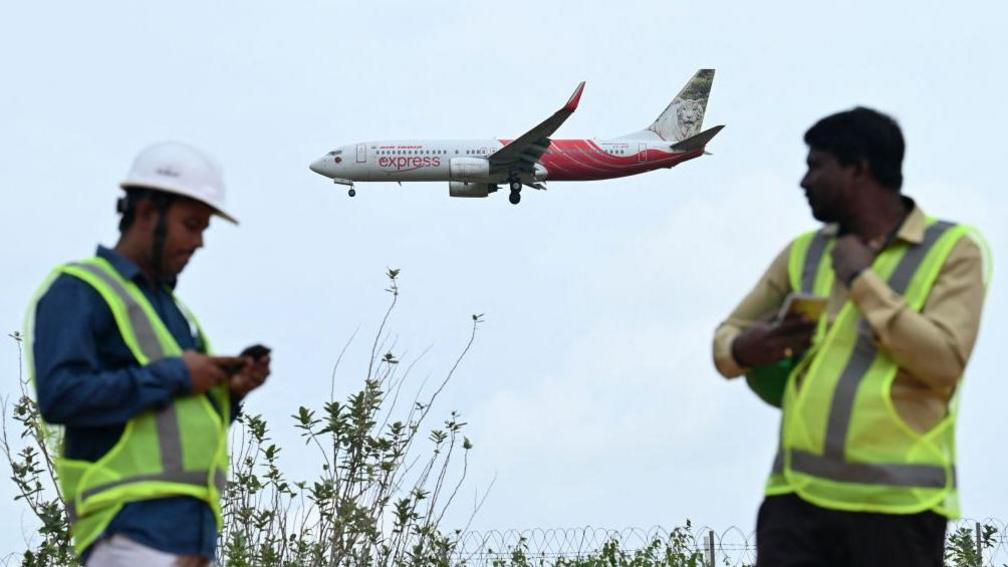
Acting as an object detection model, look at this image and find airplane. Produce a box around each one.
[309,69,723,205]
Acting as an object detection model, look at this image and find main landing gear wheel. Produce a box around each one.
[508,176,522,205]
[348,188,356,197]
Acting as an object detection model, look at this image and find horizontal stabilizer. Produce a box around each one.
[670,125,724,152]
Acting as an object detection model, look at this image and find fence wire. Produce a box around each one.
[452,518,1008,566]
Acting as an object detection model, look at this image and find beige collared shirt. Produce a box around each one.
[712,203,989,432]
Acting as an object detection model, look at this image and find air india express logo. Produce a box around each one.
[378,155,442,172]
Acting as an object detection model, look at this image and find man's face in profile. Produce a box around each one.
[800,148,854,224]
[159,199,213,277]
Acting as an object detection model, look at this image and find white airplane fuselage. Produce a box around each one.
[312,138,703,185]
[309,69,721,203]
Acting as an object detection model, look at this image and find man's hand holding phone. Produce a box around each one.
[181,351,247,395]
[731,293,826,368]
[229,344,272,400]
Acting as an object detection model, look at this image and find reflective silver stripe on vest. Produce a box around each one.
[155,406,185,472]
[67,468,225,524]
[790,220,956,488]
[790,450,947,488]
[79,470,213,501]
[802,230,831,293]
[68,262,168,362]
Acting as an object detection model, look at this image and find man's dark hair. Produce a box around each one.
[117,187,177,233]
[804,107,905,190]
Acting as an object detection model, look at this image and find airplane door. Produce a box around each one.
[356,143,367,163]
[638,143,647,162]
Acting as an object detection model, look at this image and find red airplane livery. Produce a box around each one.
[310,69,722,205]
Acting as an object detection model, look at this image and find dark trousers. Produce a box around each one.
[756,494,947,567]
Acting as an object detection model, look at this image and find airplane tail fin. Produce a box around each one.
[619,69,716,142]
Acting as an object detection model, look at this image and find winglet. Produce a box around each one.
[488,81,586,169]
[564,81,586,112]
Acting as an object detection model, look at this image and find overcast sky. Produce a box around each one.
[1,0,1005,555]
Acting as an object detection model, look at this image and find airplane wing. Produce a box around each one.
[488,81,585,176]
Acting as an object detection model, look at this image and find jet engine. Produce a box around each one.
[449,157,490,181]
[449,181,498,198]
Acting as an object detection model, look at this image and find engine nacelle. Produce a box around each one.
[533,163,548,181]
[449,181,497,198]
[449,157,490,181]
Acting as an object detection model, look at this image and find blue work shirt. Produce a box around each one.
[31,246,230,561]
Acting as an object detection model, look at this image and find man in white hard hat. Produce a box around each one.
[26,141,270,566]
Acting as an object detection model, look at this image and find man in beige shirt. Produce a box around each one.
[713,107,989,566]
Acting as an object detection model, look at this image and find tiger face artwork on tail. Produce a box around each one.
[647,69,715,142]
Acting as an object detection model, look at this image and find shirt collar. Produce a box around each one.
[96,245,178,290]
[893,197,927,245]
[820,196,926,245]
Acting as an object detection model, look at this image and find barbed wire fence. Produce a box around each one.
[452,518,1008,566]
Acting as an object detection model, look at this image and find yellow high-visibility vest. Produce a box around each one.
[765,219,987,517]
[26,257,230,555]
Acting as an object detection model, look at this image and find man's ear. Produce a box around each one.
[850,158,871,182]
[132,199,158,231]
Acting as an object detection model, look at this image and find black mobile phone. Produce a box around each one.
[241,344,271,361]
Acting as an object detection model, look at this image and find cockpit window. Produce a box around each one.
[327,150,343,156]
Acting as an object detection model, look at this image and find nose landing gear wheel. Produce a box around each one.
[348,188,356,197]
[508,191,521,205]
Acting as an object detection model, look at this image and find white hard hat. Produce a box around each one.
[120,141,238,224]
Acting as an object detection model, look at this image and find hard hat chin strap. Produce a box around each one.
[117,187,177,283]
[150,196,172,283]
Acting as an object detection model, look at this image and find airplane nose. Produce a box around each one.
[309,157,328,176]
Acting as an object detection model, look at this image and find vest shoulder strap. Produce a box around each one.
[788,228,831,294]
[59,257,179,363]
